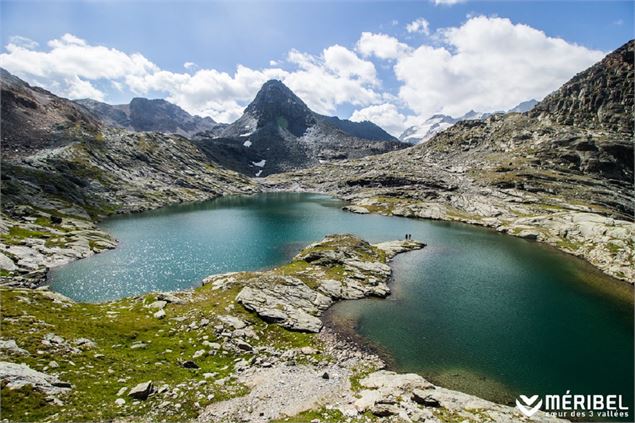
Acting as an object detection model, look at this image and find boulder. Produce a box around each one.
[128,381,153,400]
[0,339,29,355]
[0,362,72,395]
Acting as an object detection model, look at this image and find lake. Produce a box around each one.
[49,192,634,419]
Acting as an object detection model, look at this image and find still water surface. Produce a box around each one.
[49,193,634,417]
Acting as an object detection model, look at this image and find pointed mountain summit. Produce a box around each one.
[194,79,404,177]
[244,80,316,137]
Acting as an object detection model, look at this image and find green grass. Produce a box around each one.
[0,283,324,422]
[0,234,389,421]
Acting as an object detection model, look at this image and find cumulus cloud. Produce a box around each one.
[356,32,411,60]
[0,34,380,122]
[392,16,604,118]
[0,18,605,131]
[350,103,410,136]
[406,18,430,35]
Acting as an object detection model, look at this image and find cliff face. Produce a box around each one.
[530,40,634,133]
[264,40,635,282]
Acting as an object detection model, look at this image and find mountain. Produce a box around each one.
[192,80,406,176]
[399,101,538,144]
[399,114,458,144]
[75,97,221,137]
[0,68,101,158]
[316,115,398,141]
[508,99,538,113]
[266,40,635,282]
[0,69,257,284]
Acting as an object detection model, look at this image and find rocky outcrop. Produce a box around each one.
[207,234,424,332]
[264,41,635,283]
[530,40,633,134]
[192,80,406,177]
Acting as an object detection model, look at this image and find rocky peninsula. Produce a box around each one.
[0,234,563,422]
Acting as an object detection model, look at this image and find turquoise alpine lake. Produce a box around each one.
[49,192,634,418]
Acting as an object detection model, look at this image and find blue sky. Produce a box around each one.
[1,1,632,135]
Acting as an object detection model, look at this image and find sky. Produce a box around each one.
[1,0,633,136]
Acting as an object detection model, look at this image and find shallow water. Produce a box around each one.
[49,192,634,418]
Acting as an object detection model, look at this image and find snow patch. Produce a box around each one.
[243,140,252,148]
[252,160,266,168]
[255,170,262,177]
[239,132,253,137]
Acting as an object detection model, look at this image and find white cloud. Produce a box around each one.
[392,16,605,118]
[8,36,38,50]
[0,19,606,132]
[356,32,411,60]
[0,33,381,122]
[350,103,410,136]
[65,75,104,100]
[406,18,430,35]
[284,46,380,115]
[183,61,197,70]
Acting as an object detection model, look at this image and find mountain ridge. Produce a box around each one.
[75,97,220,137]
[193,79,406,176]
[265,39,635,282]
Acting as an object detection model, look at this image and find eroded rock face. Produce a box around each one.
[231,234,424,332]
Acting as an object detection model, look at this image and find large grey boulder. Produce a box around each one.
[0,362,72,394]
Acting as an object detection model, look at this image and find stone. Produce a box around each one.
[218,315,247,330]
[156,292,187,304]
[0,253,16,271]
[0,362,72,395]
[235,340,253,352]
[148,300,167,310]
[115,398,125,407]
[370,403,400,417]
[154,309,166,319]
[412,389,441,407]
[75,338,97,349]
[182,360,199,369]
[300,347,318,355]
[128,381,153,400]
[117,387,127,396]
[0,339,29,355]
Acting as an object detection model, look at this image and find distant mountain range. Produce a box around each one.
[191,80,405,176]
[399,99,538,144]
[75,97,220,137]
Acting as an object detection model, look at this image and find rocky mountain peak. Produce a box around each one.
[530,39,634,133]
[245,79,316,137]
